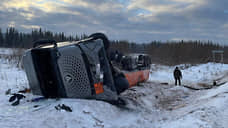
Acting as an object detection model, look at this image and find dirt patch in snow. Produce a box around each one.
[121,82,194,112]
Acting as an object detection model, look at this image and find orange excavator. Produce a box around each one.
[109,51,151,89]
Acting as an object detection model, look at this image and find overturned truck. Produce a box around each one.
[22,33,150,103]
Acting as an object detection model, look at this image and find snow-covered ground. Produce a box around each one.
[150,63,228,86]
[0,48,15,55]
[0,52,228,128]
[0,48,24,56]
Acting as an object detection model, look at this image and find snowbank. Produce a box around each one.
[0,50,228,128]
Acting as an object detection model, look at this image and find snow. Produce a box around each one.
[0,49,228,128]
[150,63,228,85]
[0,48,17,55]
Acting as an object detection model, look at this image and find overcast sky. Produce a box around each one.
[0,0,227,44]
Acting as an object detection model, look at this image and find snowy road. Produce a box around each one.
[0,56,228,128]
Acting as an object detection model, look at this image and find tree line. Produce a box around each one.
[0,27,87,48]
[0,27,227,65]
[110,41,227,65]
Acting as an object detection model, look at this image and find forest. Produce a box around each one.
[0,27,226,65]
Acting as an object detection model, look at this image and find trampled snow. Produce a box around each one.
[0,51,228,128]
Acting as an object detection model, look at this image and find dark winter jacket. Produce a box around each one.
[173,67,182,79]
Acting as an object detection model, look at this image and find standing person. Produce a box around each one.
[173,67,182,85]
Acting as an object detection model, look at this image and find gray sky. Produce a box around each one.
[0,0,227,44]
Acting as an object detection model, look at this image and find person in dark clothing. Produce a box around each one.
[173,67,182,85]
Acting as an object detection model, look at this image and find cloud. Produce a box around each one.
[8,21,16,27]
[21,24,41,29]
[223,24,228,28]
[0,0,227,44]
[127,0,203,14]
